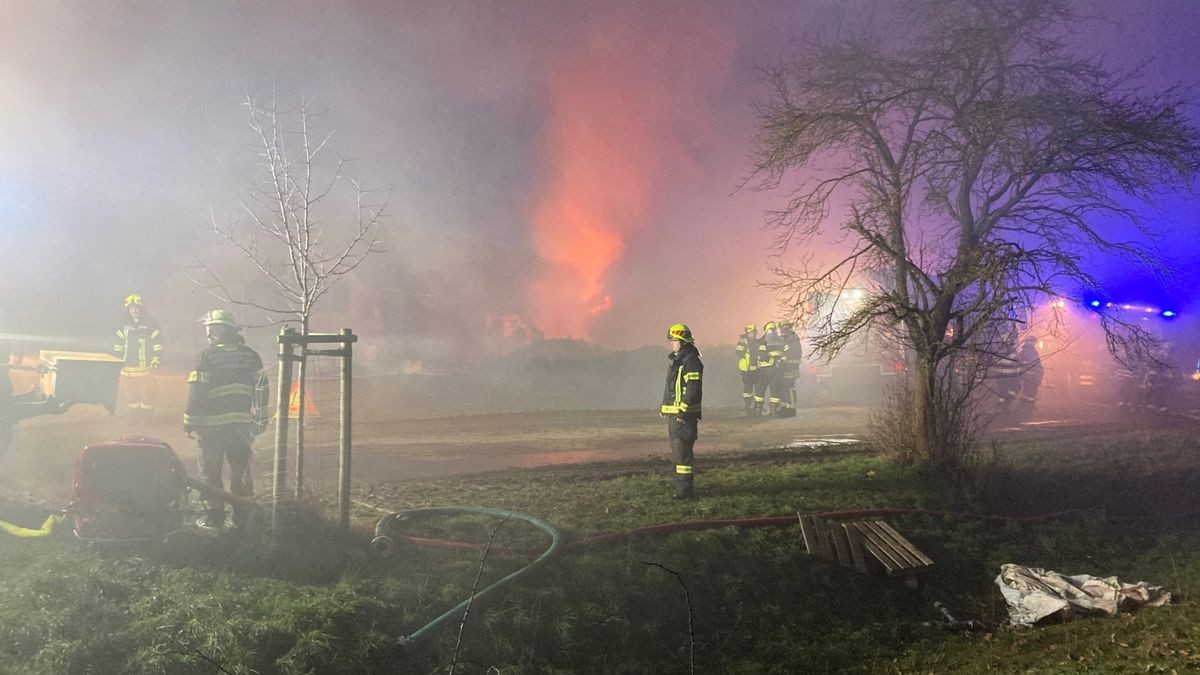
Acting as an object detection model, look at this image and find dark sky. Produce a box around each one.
[1,0,1197,351]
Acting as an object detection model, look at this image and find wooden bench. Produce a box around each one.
[799,514,934,579]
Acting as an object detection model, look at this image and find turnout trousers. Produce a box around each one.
[740,371,757,409]
[776,376,797,416]
[758,367,781,413]
[121,366,158,417]
[667,417,697,496]
[197,427,254,527]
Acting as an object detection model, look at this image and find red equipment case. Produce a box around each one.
[68,435,189,541]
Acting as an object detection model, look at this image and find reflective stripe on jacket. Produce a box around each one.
[736,334,758,372]
[184,336,268,433]
[114,317,164,368]
[661,342,703,420]
[759,332,784,368]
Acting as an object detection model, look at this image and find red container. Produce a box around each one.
[69,435,188,541]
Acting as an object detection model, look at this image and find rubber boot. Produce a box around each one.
[672,475,696,500]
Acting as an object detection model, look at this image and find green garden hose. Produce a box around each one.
[371,505,1082,647]
[372,506,562,646]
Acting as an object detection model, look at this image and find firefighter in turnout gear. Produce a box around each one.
[113,294,164,421]
[184,309,269,530]
[759,321,786,415]
[662,323,703,500]
[991,336,1043,420]
[736,324,759,415]
[751,321,775,415]
[1016,337,1044,410]
[776,320,803,417]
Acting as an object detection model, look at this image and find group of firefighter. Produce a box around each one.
[112,294,268,531]
[736,320,804,418]
[1,292,272,532]
[1112,341,1200,416]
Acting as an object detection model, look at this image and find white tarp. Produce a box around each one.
[995,563,1171,626]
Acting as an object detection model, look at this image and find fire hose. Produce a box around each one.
[373,505,1088,645]
[0,513,65,538]
[184,477,255,509]
[0,478,254,540]
[372,507,563,647]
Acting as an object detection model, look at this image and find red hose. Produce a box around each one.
[377,507,1086,552]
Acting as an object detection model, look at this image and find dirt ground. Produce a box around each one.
[0,393,873,508]
[0,362,1128,510]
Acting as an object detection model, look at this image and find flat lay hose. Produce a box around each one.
[0,513,65,538]
[372,507,563,646]
[371,505,1085,646]
[378,507,1086,553]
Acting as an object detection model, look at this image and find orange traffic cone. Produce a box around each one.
[288,382,320,419]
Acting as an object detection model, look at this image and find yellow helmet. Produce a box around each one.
[667,323,694,344]
[780,319,793,330]
[744,323,756,333]
[124,294,143,308]
[763,320,777,332]
[201,309,240,329]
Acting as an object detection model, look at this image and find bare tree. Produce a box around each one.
[193,90,388,493]
[751,0,1200,466]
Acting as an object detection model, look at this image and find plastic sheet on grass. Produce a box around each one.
[996,563,1171,626]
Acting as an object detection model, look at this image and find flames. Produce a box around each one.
[528,8,732,340]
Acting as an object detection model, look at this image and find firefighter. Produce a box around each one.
[759,320,786,415]
[661,323,703,500]
[990,336,1042,420]
[1143,341,1178,414]
[990,348,1024,416]
[776,320,803,417]
[113,294,164,421]
[1015,337,1044,413]
[736,324,759,415]
[752,321,774,415]
[1116,341,1177,415]
[184,309,269,530]
[1113,360,1142,413]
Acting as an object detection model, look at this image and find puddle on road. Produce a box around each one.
[995,419,1072,431]
[784,436,862,450]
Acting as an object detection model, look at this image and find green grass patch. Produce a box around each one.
[4,423,1200,672]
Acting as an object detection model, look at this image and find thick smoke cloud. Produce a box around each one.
[1,0,1197,358]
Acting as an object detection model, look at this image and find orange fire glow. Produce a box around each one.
[528,9,732,340]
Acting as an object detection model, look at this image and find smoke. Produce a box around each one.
[528,6,735,340]
[0,0,1196,358]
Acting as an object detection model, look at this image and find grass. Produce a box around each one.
[3,419,1200,673]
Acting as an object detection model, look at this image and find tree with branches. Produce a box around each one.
[751,0,1200,466]
[193,91,388,493]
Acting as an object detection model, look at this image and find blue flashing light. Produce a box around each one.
[1162,310,1177,318]
[1088,299,1101,308]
